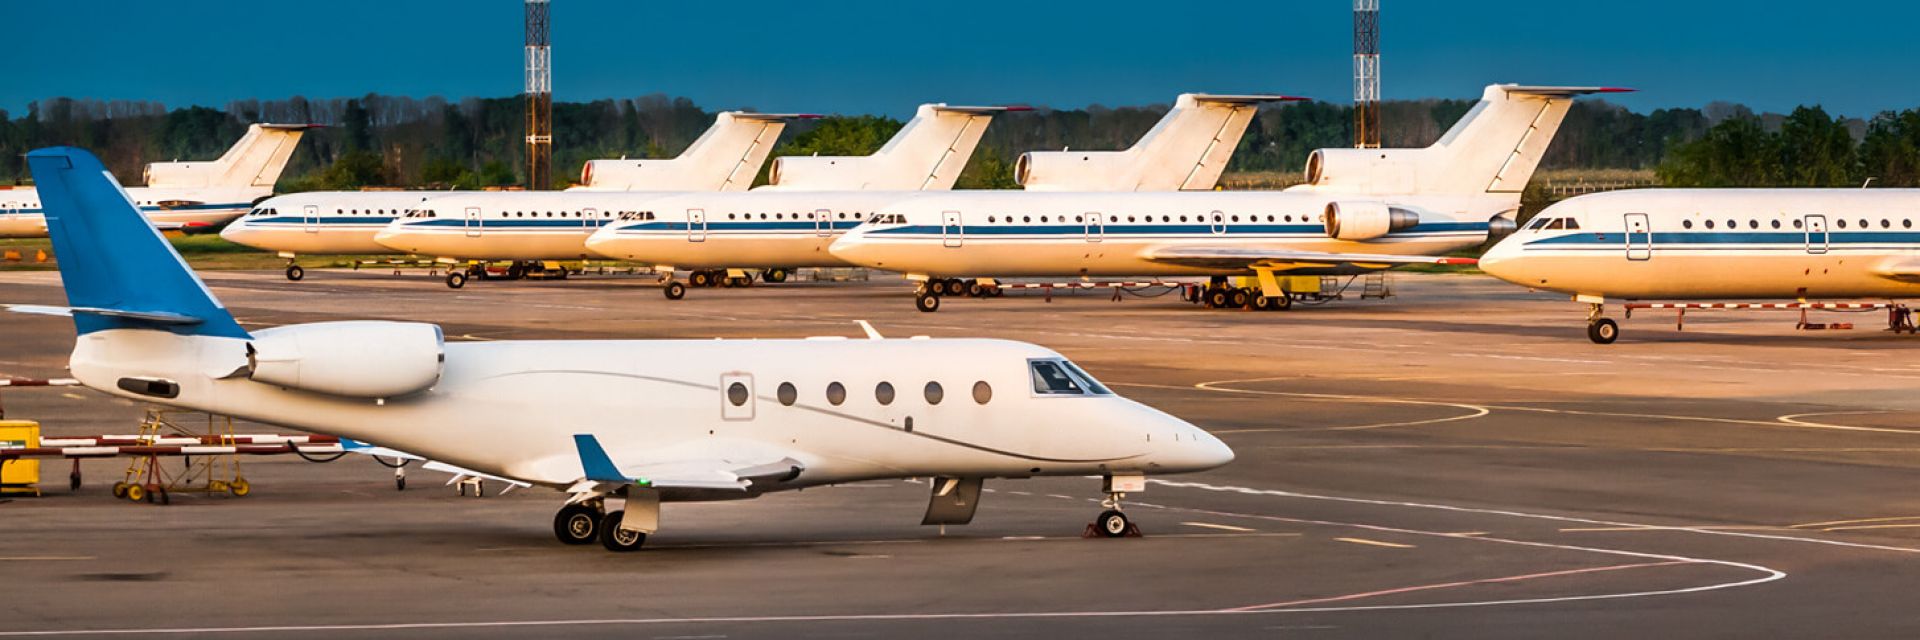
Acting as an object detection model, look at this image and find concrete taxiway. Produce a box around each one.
[4,269,1920,638]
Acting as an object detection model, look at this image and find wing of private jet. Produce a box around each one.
[340,438,533,491]
[571,434,804,492]
[1142,246,1477,273]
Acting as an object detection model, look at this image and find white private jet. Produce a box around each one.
[220,111,813,280]
[376,104,1023,289]
[0,123,314,237]
[583,94,1301,298]
[827,85,1623,312]
[20,146,1231,551]
[1479,188,1920,343]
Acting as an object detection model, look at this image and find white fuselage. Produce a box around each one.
[829,191,1501,277]
[584,191,900,269]
[372,192,677,261]
[68,331,1230,494]
[220,192,454,255]
[1480,189,1920,300]
[0,186,266,238]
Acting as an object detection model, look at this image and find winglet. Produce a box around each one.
[573,434,630,483]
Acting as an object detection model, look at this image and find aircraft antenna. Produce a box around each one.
[525,0,553,189]
[1353,0,1381,149]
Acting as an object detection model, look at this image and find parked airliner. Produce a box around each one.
[378,104,1021,289]
[828,85,1619,311]
[20,147,1230,550]
[1479,189,1920,343]
[0,123,314,238]
[584,94,1298,298]
[220,112,811,280]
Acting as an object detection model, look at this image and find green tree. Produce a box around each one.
[1859,109,1920,187]
[320,150,389,189]
[1657,117,1783,187]
[1777,106,1858,186]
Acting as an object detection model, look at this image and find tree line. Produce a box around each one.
[1,93,1915,190]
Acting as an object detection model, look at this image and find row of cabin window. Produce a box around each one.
[1680,217,1916,230]
[981,213,1316,225]
[721,212,863,221]
[726,380,995,408]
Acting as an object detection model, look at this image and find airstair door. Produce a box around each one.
[719,372,755,421]
[1804,214,1829,254]
[463,207,483,238]
[1624,213,1651,261]
[302,205,319,234]
[942,210,964,248]
[688,208,707,242]
[1085,212,1104,243]
[815,208,833,237]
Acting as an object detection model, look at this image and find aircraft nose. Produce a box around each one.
[1477,240,1518,283]
[217,220,243,241]
[828,229,875,264]
[1180,426,1235,471]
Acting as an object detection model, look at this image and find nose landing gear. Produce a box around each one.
[1585,301,1619,344]
[1085,474,1146,538]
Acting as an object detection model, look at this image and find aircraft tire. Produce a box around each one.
[554,504,600,545]
[915,293,941,313]
[1588,318,1620,344]
[765,268,789,283]
[446,272,467,289]
[1252,295,1274,311]
[967,282,986,297]
[598,511,647,552]
[1231,288,1253,309]
[664,281,687,300]
[689,271,712,287]
[124,484,145,502]
[112,482,129,498]
[1096,509,1130,538]
[1204,288,1231,309]
[285,265,304,281]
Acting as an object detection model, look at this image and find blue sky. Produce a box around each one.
[10,1,1919,118]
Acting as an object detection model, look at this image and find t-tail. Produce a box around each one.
[1290,85,1630,197]
[763,104,1028,191]
[27,147,249,339]
[575,112,818,192]
[1016,93,1304,192]
[141,124,319,190]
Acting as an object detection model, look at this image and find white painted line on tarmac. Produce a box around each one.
[1334,537,1414,549]
[1182,521,1257,533]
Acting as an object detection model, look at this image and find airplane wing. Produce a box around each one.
[340,438,532,490]
[1871,259,1920,283]
[1142,245,1478,274]
[572,434,804,492]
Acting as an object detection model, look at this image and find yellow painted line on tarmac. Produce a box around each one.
[1334,537,1414,549]
[1181,521,1257,533]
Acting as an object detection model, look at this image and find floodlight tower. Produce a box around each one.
[1353,0,1381,149]
[525,0,553,190]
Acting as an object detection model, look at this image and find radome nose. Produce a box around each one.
[827,230,870,262]
[1185,427,1235,470]
[1477,241,1518,283]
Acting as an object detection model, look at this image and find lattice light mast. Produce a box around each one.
[1353,0,1381,149]
[525,0,553,190]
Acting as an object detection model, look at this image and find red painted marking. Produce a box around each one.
[1222,561,1693,612]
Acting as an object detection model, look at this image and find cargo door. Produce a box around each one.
[719,373,755,421]
[688,208,707,242]
[1624,213,1651,261]
[1804,214,1829,254]
[464,206,483,238]
[942,210,964,248]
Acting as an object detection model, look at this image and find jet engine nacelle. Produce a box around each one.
[1323,201,1420,241]
[247,321,444,399]
[1303,148,1423,195]
[1014,151,1128,190]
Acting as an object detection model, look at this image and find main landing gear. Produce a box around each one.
[1586,302,1620,344]
[551,488,659,552]
[914,277,1002,312]
[664,268,793,300]
[1192,276,1291,311]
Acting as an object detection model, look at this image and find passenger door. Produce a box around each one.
[302,204,319,234]
[582,207,599,231]
[942,210,963,248]
[719,372,755,421]
[1210,210,1226,235]
[687,208,707,243]
[463,206,483,238]
[1804,214,1829,254]
[1624,213,1651,261]
[815,208,833,237]
[1085,212,1104,243]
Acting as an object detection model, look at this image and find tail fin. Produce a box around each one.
[142,123,318,189]
[26,147,248,338]
[765,104,1024,191]
[1017,94,1303,191]
[574,112,817,192]
[1291,85,1630,196]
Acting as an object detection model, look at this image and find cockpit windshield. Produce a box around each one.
[1029,358,1113,396]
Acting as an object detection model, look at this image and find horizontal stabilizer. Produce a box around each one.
[1500,86,1636,97]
